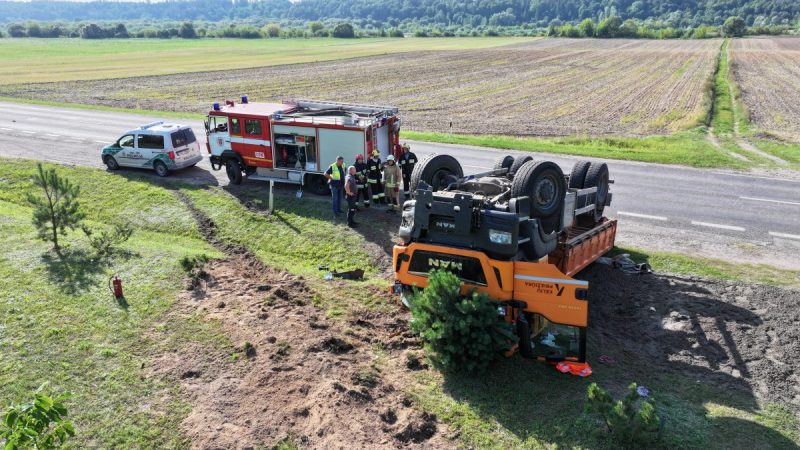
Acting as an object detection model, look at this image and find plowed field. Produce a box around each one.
[732,37,800,142]
[1,38,721,136]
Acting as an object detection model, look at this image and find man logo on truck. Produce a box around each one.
[428,258,463,271]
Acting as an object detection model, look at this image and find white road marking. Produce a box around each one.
[740,196,800,207]
[20,130,35,134]
[94,140,108,144]
[691,221,745,232]
[769,231,800,241]
[0,127,12,132]
[617,211,668,221]
[44,133,61,138]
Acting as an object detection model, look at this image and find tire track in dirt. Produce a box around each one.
[147,192,448,449]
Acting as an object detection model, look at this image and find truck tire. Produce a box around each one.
[410,154,463,194]
[307,174,331,196]
[225,159,243,185]
[508,155,533,178]
[583,162,609,221]
[154,160,169,177]
[568,160,591,189]
[510,160,565,233]
[517,314,533,359]
[492,155,514,172]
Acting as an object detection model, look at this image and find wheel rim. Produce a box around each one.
[156,163,167,176]
[431,169,455,190]
[596,172,608,200]
[534,174,559,212]
[106,157,116,169]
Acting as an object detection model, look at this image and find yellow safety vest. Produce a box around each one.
[328,163,345,181]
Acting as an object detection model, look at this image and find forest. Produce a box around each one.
[0,0,798,28]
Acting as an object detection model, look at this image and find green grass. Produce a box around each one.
[404,130,750,169]
[711,39,734,136]
[752,140,800,166]
[0,96,205,120]
[0,159,227,447]
[0,37,534,84]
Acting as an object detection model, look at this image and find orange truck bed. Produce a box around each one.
[549,219,617,277]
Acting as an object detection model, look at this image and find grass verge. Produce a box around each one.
[0,96,204,120]
[0,159,226,448]
[404,130,749,169]
[711,39,734,136]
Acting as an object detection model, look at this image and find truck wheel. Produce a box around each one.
[307,174,331,196]
[225,159,243,185]
[508,155,533,178]
[568,160,591,189]
[103,155,119,171]
[517,314,534,359]
[583,162,609,221]
[492,154,514,172]
[510,160,565,233]
[154,161,169,177]
[410,154,463,193]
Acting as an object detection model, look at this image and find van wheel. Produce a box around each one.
[103,155,119,171]
[225,159,243,185]
[307,174,330,196]
[410,154,463,193]
[517,314,534,359]
[154,161,169,177]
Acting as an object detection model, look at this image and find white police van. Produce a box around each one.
[101,122,203,177]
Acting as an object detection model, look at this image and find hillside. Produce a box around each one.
[0,0,798,27]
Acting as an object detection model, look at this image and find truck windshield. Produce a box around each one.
[208,116,228,133]
[171,129,197,148]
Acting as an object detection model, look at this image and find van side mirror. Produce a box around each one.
[204,120,209,133]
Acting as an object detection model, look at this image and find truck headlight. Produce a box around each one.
[489,229,512,245]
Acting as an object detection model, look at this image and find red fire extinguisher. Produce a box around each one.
[109,275,123,298]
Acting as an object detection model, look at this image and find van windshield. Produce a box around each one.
[171,129,197,148]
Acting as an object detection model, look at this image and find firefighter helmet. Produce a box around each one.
[355,154,363,160]
[386,155,395,162]
[372,149,380,157]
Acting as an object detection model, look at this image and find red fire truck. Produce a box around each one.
[205,97,402,194]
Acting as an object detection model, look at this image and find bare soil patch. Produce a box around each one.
[149,193,448,449]
[1,38,720,137]
[586,265,800,409]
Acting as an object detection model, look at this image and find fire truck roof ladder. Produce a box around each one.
[293,99,399,116]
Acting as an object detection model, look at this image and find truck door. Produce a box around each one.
[207,115,229,156]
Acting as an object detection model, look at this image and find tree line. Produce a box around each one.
[0,0,798,30]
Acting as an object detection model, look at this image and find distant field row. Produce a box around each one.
[2,38,721,137]
[0,37,532,84]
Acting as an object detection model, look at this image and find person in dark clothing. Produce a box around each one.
[324,156,346,218]
[367,149,385,205]
[344,165,359,227]
[397,143,417,197]
[353,153,370,208]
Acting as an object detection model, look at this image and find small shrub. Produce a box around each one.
[0,385,75,449]
[179,254,210,272]
[410,270,514,373]
[585,382,661,447]
[81,222,133,256]
[26,164,84,256]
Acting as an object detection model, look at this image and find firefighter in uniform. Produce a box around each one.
[397,143,417,198]
[367,149,385,205]
[354,154,370,208]
[384,155,402,213]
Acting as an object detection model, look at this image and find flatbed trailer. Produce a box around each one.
[392,154,616,368]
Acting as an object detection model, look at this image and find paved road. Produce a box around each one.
[1,101,799,258]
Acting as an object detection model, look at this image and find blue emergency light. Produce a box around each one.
[241,95,249,104]
[213,102,220,111]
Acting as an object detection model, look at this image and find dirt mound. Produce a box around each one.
[585,265,800,409]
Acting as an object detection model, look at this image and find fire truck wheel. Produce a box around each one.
[307,174,331,196]
[410,154,463,193]
[568,160,591,189]
[225,159,243,185]
[516,314,534,359]
[103,155,119,171]
[492,154,514,172]
[508,155,533,178]
[154,161,169,177]
[583,162,609,221]
[510,160,565,231]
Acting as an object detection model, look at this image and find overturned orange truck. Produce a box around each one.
[392,154,616,369]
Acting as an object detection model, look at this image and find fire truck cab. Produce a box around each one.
[205,97,401,194]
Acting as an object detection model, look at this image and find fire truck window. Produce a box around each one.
[245,119,262,136]
[211,116,227,132]
[118,135,135,148]
[230,118,241,135]
[137,134,164,150]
